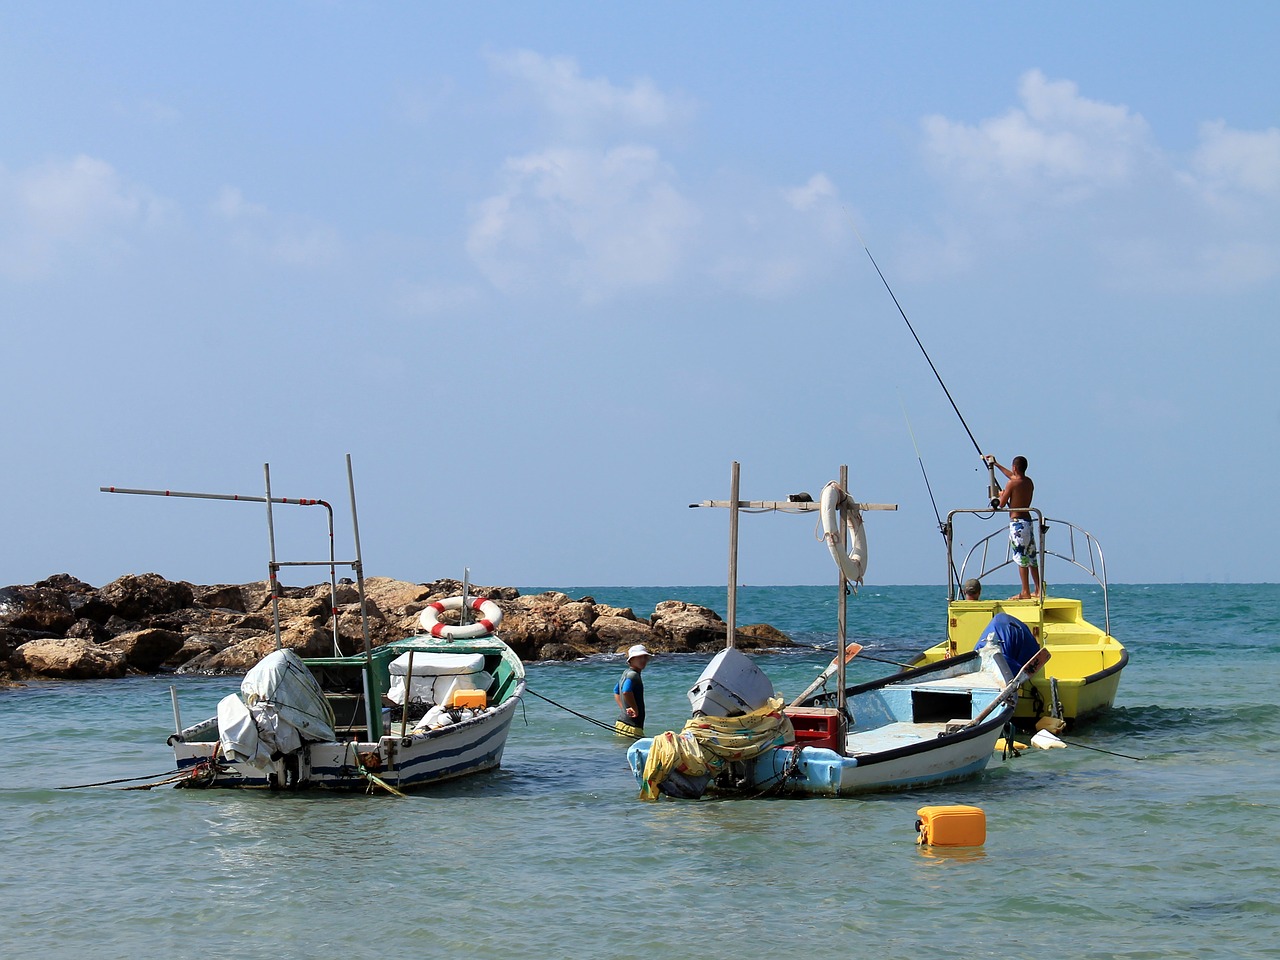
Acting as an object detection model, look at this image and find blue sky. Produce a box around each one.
[1,2,1276,590]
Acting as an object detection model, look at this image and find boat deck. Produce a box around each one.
[843,667,1003,755]
[847,720,949,755]
[910,669,1004,691]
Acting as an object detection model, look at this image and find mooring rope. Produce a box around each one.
[58,768,185,790]
[523,687,633,737]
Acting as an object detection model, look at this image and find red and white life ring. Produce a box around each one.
[820,480,868,585]
[419,596,504,639]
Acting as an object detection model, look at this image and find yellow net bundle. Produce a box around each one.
[639,697,795,800]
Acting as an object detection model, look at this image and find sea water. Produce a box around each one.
[1,584,1276,960]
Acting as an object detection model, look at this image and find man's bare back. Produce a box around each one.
[987,456,1034,519]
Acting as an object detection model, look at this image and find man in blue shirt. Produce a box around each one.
[613,644,651,737]
[975,613,1042,675]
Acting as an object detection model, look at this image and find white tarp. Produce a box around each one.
[218,649,337,768]
[217,693,273,767]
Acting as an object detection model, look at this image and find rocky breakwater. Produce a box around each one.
[0,573,792,683]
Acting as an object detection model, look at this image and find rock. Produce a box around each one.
[193,584,249,612]
[0,584,77,634]
[650,600,728,652]
[197,614,330,674]
[594,615,655,649]
[98,573,194,621]
[422,579,520,604]
[1,625,47,671]
[559,600,597,629]
[109,628,186,673]
[239,581,274,612]
[593,604,639,621]
[735,623,791,647]
[537,642,596,661]
[42,574,118,623]
[169,635,222,669]
[492,605,560,663]
[0,572,793,681]
[15,637,128,679]
[104,614,143,635]
[362,577,434,616]
[66,618,110,642]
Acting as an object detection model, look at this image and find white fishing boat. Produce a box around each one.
[628,462,1041,799]
[103,457,526,795]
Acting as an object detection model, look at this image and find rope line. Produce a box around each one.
[58,768,185,790]
[523,687,632,737]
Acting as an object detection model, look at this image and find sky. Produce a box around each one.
[1,2,1277,591]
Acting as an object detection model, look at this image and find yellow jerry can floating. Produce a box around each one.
[916,805,986,846]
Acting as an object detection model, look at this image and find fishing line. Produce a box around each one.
[791,639,914,670]
[847,213,985,460]
[903,400,963,586]
[1058,737,1145,761]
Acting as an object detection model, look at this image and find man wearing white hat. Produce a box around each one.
[613,644,651,738]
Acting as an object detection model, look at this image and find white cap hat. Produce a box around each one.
[627,644,651,660]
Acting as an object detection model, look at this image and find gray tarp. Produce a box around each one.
[219,649,337,767]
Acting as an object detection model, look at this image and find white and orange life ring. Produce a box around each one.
[820,480,868,585]
[419,596,504,639]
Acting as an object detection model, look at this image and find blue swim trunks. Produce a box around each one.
[1009,519,1037,568]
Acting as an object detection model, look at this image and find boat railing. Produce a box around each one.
[103,455,378,736]
[947,507,1110,636]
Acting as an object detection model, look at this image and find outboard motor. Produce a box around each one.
[688,648,775,717]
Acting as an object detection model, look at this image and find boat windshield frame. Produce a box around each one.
[945,507,1110,636]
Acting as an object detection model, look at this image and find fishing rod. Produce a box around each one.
[848,214,1000,501]
[903,402,963,586]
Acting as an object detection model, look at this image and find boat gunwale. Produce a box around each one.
[1075,647,1129,685]
[795,648,1015,766]
[783,703,1013,769]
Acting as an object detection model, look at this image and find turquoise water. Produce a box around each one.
[2,584,1277,959]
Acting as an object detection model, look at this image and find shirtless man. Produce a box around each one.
[985,454,1040,599]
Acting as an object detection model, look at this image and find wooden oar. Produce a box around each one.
[789,642,862,707]
[349,741,408,798]
[361,767,408,798]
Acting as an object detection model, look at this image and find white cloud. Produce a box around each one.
[467,144,699,302]
[213,185,267,220]
[466,54,701,301]
[212,185,341,268]
[1190,121,1280,200]
[464,52,850,302]
[488,49,695,140]
[916,72,1280,294]
[0,155,169,280]
[707,173,850,297]
[783,173,838,215]
[111,97,183,125]
[392,279,484,316]
[922,69,1152,202]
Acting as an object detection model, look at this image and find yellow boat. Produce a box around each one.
[912,507,1129,730]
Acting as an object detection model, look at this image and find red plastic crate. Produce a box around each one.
[784,706,843,752]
